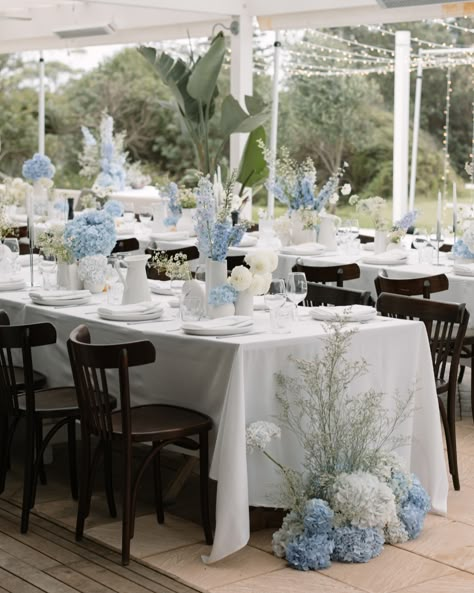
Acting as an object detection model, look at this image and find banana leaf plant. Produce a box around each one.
[138,34,268,180]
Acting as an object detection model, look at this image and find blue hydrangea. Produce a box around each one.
[453,239,474,259]
[389,471,412,506]
[399,503,426,539]
[208,284,237,306]
[332,526,384,563]
[53,200,68,213]
[404,477,431,512]
[64,210,117,259]
[303,499,333,535]
[394,210,418,231]
[22,153,55,181]
[163,182,182,227]
[103,199,124,218]
[313,175,338,213]
[286,533,334,571]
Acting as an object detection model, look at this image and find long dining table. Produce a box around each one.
[0,267,448,563]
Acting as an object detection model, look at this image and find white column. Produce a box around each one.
[38,51,45,155]
[267,31,281,219]
[408,49,423,212]
[230,13,253,173]
[392,31,411,222]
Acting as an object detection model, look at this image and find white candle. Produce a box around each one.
[453,182,457,235]
[437,191,442,241]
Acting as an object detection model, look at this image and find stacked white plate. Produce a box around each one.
[150,231,190,242]
[280,243,327,256]
[0,276,26,291]
[453,263,474,277]
[97,301,164,321]
[29,289,91,306]
[310,305,377,323]
[182,316,253,336]
[360,249,408,265]
[148,279,184,296]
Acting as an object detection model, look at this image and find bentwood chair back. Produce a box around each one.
[68,325,213,565]
[0,313,79,533]
[112,237,140,254]
[374,273,449,300]
[145,246,199,280]
[376,292,469,490]
[292,262,360,287]
[226,255,247,271]
[303,282,374,307]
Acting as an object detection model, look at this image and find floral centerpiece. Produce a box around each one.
[349,195,387,230]
[103,199,125,218]
[0,176,31,210]
[36,224,74,264]
[149,251,191,280]
[246,322,429,571]
[64,210,117,292]
[0,207,12,240]
[452,205,474,260]
[387,210,419,245]
[162,182,181,228]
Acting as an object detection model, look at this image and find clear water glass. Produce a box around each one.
[4,238,20,273]
[39,258,57,291]
[413,228,428,262]
[264,279,287,314]
[180,296,203,322]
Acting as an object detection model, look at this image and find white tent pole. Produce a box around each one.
[38,51,45,155]
[267,30,281,219]
[392,30,411,223]
[409,49,423,212]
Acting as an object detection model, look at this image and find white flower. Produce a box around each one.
[37,177,54,190]
[248,272,272,296]
[463,224,474,252]
[384,518,409,544]
[341,183,352,196]
[272,511,304,558]
[330,471,397,530]
[245,250,278,275]
[228,265,252,292]
[273,215,292,237]
[246,421,281,453]
[329,193,339,205]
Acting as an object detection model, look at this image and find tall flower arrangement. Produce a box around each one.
[453,205,474,259]
[349,195,387,230]
[246,323,429,571]
[22,153,55,184]
[64,210,117,260]
[194,176,247,261]
[387,210,418,244]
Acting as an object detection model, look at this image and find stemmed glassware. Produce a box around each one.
[286,272,307,317]
[412,228,428,263]
[3,238,20,273]
[265,279,288,332]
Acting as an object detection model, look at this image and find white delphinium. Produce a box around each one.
[245,250,278,275]
[246,421,281,454]
[228,265,252,292]
[272,511,304,558]
[330,471,397,530]
[462,222,474,253]
[249,272,272,296]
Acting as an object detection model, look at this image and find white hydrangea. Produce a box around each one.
[370,452,408,482]
[384,517,409,544]
[228,265,253,291]
[248,272,272,296]
[341,183,352,196]
[330,471,397,530]
[272,511,304,558]
[246,421,281,453]
[463,223,474,252]
[245,250,278,275]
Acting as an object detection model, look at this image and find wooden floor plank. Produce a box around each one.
[46,565,117,593]
[65,561,161,593]
[0,566,45,593]
[0,530,59,570]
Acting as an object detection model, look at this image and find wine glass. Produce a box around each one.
[4,238,20,273]
[264,279,287,333]
[286,272,307,317]
[412,228,428,263]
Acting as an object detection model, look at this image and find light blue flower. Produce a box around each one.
[286,533,334,571]
[22,153,55,181]
[394,210,418,231]
[453,239,474,259]
[332,526,384,563]
[163,182,182,227]
[64,210,116,259]
[303,499,333,535]
[208,284,237,306]
[399,503,426,540]
[405,477,431,513]
[104,200,124,218]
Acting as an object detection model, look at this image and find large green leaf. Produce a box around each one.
[220,96,249,138]
[187,33,226,106]
[237,126,268,190]
[234,111,269,134]
[245,94,265,115]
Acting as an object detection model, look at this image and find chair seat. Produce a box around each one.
[14,366,47,391]
[17,387,80,418]
[111,404,213,442]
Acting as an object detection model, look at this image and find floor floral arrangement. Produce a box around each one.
[246,322,430,571]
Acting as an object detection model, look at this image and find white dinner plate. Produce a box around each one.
[150,231,190,242]
[280,243,327,256]
[0,279,26,291]
[149,280,184,296]
[30,295,91,307]
[98,309,164,322]
[182,316,253,336]
[310,305,377,323]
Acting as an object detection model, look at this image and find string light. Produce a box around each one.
[441,64,452,201]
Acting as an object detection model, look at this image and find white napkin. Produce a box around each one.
[150,231,190,241]
[97,302,164,317]
[238,234,258,248]
[310,305,377,322]
[29,289,91,301]
[0,276,25,287]
[280,243,326,256]
[360,249,408,265]
[149,280,185,295]
[453,263,474,277]
[182,316,253,331]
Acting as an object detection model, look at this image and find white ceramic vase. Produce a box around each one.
[57,262,83,290]
[374,230,388,254]
[291,210,316,245]
[318,214,340,251]
[205,258,228,317]
[177,208,197,236]
[235,289,253,317]
[208,303,235,319]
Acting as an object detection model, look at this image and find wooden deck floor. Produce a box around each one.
[0,498,198,593]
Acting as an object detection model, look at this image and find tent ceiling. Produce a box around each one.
[0,0,469,52]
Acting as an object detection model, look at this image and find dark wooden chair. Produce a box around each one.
[376,292,469,490]
[112,238,140,254]
[358,233,374,244]
[303,282,374,307]
[67,325,214,565]
[226,255,247,272]
[292,262,360,287]
[0,316,80,533]
[145,246,200,280]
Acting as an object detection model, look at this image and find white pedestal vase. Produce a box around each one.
[205,258,228,317]
[151,198,169,233]
[235,289,253,317]
[57,262,83,290]
[291,210,316,245]
[176,208,196,236]
[374,230,388,254]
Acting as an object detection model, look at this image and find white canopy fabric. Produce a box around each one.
[0,0,469,53]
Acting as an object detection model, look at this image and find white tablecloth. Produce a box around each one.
[0,275,447,563]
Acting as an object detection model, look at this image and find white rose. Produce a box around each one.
[341,183,352,196]
[249,272,272,296]
[245,250,278,275]
[38,177,54,189]
[228,265,252,291]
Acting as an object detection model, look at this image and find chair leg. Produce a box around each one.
[458,366,465,384]
[67,420,78,501]
[121,443,133,566]
[0,415,9,494]
[21,416,36,533]
[152,444,164,525]
[471,353,474,424]
[199,431,213,545]
[103,441,117,519]
[440,397,460,490]
[76,433,91,541]
[6,416,20,471]
[35,418,47,486]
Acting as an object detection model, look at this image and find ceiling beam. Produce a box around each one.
[81,0,243,16]
[248,0,371,16]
